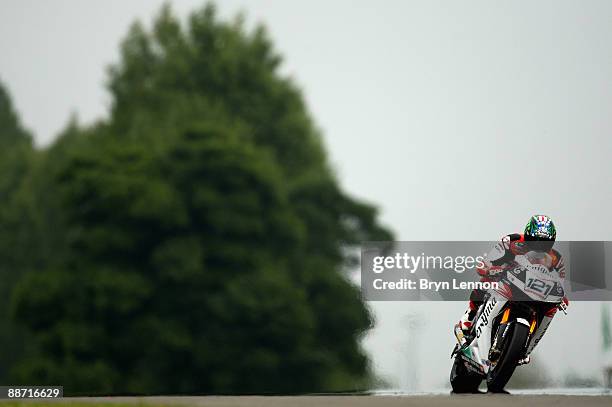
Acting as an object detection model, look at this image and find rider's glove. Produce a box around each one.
[477,264,506,277]
[488,265,506,276]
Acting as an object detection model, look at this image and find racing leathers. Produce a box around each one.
[456,233,568,361]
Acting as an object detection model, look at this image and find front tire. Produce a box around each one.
[486,322,530,393]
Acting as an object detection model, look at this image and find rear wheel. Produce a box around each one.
[450,354,482,393]
[486,322,529,393]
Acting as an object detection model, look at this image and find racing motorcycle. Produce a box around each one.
[450,251,567,393]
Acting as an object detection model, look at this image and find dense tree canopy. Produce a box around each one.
[1,3,392,395]
[0,81,37,381]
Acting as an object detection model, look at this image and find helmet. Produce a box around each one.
[524,215,556,252]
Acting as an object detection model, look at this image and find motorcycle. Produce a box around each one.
[449,251,567,393]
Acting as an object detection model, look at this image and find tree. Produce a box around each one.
[0,80,35,382]
[0,80,33,204]
[10,3,392,394]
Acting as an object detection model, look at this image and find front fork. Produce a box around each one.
[488,306,538,365]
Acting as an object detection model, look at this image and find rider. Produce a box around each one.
[455,215,568,362]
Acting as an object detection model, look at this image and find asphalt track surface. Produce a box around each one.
[36,394,611,407]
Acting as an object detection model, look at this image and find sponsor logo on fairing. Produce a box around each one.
[476,297,497,339]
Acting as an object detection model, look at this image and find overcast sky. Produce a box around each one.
[1,0,611,390]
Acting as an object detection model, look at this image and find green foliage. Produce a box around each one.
[0,80,36,382]
[2,2,392,395]
[0,80,34,211]
[0,82,32,148]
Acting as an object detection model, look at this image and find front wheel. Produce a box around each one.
[486,322,530,392]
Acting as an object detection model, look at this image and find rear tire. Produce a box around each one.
[486,322,529,393]
[450,355,482,393]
